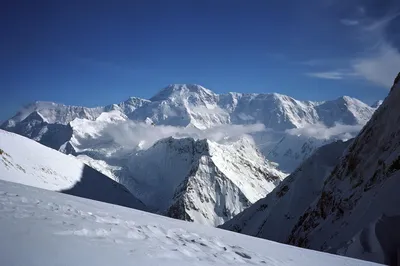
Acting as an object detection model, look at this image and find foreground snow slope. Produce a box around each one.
[0,129,145,210]
[0,179,377,266]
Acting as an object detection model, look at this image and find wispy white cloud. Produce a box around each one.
[306,70,358,80]
[351,43,400,88]
[363,12,400,32]
[286,123,363,140]
[340,19,359,26]
[305,8,400,89]
[102,121,266,150]
[306,71,346,80]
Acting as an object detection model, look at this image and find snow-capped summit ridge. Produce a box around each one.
[150,84,215,102]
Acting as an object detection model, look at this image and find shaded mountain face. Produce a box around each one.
[284,74,400,264]
[220,139,350,239]
[0,129,146,211]
[222,73,400,264]
[122,136,284,226]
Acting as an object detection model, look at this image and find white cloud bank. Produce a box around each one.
[102,121,266,150]
[306,71,345,80]
[286,123,363,140]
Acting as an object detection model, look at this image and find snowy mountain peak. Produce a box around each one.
[333,95,365,106]
[150,84,216,102]
[22,110,47,123]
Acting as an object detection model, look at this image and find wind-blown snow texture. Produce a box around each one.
[0,179,378,266]
[0,129,145,210]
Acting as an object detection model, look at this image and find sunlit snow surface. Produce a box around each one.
[0,180,378,266]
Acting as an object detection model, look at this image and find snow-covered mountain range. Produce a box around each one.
[1,84,378,226]
[0,129,145,211]
[221,73,400,265]
[2,84,377,172]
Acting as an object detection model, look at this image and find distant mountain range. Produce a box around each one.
[2,84,377,172]
[1,84,378,226]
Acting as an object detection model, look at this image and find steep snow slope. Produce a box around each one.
[260,133,331,173]
[285,73,400,265]
[123,136,285,226]
[0,129,145,210]
[0,179,378,266]
[221,139,350,241]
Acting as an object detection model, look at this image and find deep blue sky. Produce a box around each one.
[1,0,399,121]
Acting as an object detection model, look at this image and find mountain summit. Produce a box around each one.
[150,84,216,102]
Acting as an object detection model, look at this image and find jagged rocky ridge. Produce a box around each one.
[121,136,285,226]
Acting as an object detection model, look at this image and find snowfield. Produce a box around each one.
[0,179,378,266]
